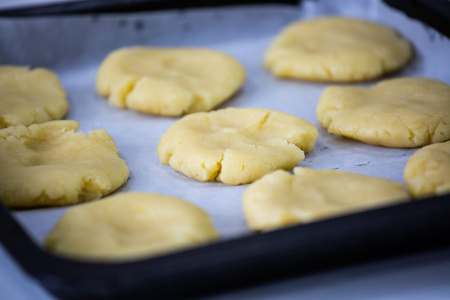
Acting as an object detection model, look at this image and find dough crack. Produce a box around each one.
[259,112,271,126]
[321,63,333,79]
[214,153,224,181]
[97,47,245,116]
[404,141,450,198]
[377,54,388,72]
[117,78,138,107]
[0,66,69,128]
[0,121,129,208]
[36,188,66,205]
[158,108,318,185]
[317,78,450,148]
[243,168,409,231]
[184,92,202,114]
[264,17,413,82]
[407,127,418,144]
[285,139,302,151]
[428,121,443,140]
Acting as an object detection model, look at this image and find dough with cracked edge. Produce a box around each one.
[0,66,68,129]
[316,78,450,148]
[404,141,450,198]
[243,167,409,231]
[0,120,129,208]
[96,47,245,116]
[45,192,220,261]
[158,107,318,185]
[264,17,412,82]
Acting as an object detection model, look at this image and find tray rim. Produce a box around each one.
[2,193,450,299]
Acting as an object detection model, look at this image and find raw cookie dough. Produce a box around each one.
[404,141,450,198]
[158,107,318,185]
[45,192,220,261]
[243,167,409,231]
[0,66,68,128]
[96,47,245,116]
[317,78,450,148]
[264,17,413,82]
[0,120,129,208]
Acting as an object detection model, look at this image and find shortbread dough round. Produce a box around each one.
[0,120,129,208]
[264,17,413,82]
[96,47,246,116]
[0,66,68,128]
[317,78,450,148]
[158,108,318,185]
[404,141,450,198]
[45,192,220,261]
[243,167,409,231]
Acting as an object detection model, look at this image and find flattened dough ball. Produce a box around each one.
[0,120,129,208]
[158,107,318,185]
[96,47,245,116]
[243,167,409,231]
[404,141,450,198]
[0,66,68,128]
[264,17,413,82]
[45,193,220,261]
[317,78,450,148]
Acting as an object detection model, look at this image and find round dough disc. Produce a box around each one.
[96,47,246,116]
[0,66,68,128]
[157,107,318,185]
[45,192,220,261]
[404,141,450,198]
[264,17,413,82]
[316,78,450,148]
[243,167,409,231]
[0,120,129,208]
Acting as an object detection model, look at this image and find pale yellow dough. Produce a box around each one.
[45,192,220,261]
[317,78,450,148]
[0,66,68,128]
[0,120,129,208]
[96,47,245,116]
[243,167,409,231]
[158,108,318,185]
[264,17,413,82]
[404,141,450,198]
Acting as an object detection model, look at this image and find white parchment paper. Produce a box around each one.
[1,0,449,248]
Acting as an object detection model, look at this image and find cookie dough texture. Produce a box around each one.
[158,108,318,185]
[96,47,245,116]
[404,141,450,198]
[0,66,68,128]
[243,167,409,231]
[317,78,450,148]
[45,193,220,261]
[0,120,129,208]
[264,17,412,82]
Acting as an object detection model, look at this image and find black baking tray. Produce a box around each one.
[1,0,450,39]
[0,0,299,16]
[1,1,450,299]
[2,195,450,300]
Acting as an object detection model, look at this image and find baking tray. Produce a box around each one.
[1,0,449,299]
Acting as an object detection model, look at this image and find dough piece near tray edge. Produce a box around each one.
[0,120,129,208]
[0,65,68,129]
[157,107,318,185]
[404,141,450,199]
[316,77,450,148]
[243,167,410,231]
[96,47,246,116]
[45,192,220,262]
[264,16,413,82]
